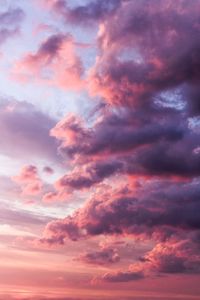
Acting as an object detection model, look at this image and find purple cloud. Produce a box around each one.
[0,98,58,162]
[44,0,122,25]
[0,7,25,45]
[77,246,120,265]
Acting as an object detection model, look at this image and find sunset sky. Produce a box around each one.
[0,0,200,299]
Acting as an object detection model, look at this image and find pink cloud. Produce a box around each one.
[42,190,69,203]
[12,33,84,90]
[13,165,38,183]
[13,165,43,196]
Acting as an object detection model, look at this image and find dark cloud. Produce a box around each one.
[48,6,200,179]
[50,104,199,194]
[43,166,54,174]
[13,33,84,89]
[56,160,122,191]
[29,34,71,63]
[52,106,186,158]
[42,181,200,245]
[90,0,200,108]
[77,246,120,265]
[46,0,122,25]
[12,165,43,196]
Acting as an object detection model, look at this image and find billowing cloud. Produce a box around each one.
[0,204,52,227]
[42,0,200,203]
[40,179,200,280]
[143,239,200,274]
[89,0,200,109]
[41,181,200,242]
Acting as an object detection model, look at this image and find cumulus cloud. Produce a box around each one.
[13,165,43,196]
[41,181,200,242]
[89,0,200,108]
[143,240,200,274]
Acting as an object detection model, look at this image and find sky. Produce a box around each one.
[0,0,200,299]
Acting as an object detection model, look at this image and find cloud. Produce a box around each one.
[0,205,52,227]
[43,0,122,26]
[41,180,200,244]
[89,0,200,109]
[51,108,186,159]
[0,7,25,45]
[77,246,120,265]
[128,237,200,277]
[37,0,200,283]
[49,103,199,191]
[101,270,144,282]
[43,166,54,174]
[0,98,58,162]
[42,190,69,203]
[55,160,122,192]
[13,165,43,196]
[13,165,39,182]
[12,33,84,90]
[96,234,200,282]
[36,1,200,219]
